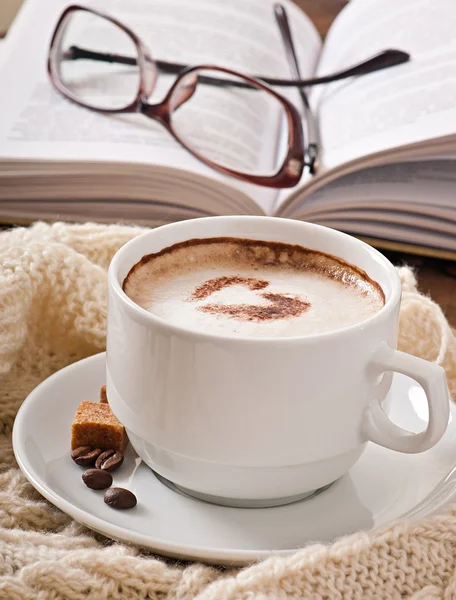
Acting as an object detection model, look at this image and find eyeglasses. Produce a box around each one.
[48,4,410,188]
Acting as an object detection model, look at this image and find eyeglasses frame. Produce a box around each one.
[48,4,306,188]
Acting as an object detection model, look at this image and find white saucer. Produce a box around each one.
[13,352,456,566]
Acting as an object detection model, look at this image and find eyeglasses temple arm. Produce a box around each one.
[66,45,137,66]
[273,3,318,175]
[155,49,410,86]
[65,45,410,89]
[305,49,410,86]
[65,46,247,87]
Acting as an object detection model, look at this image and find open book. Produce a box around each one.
[0,0,455,259]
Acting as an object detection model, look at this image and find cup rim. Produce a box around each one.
[108,216,402,345]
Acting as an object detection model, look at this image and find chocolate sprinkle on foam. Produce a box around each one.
[191,276,269,300]
[189,276,310,321]
[198,291,310,321]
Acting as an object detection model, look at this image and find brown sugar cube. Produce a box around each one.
[100,385,108,404]
[71,401,128,452]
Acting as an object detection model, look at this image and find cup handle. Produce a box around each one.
[364,344,450,453]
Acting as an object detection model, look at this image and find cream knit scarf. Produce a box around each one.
[1,221,456,600]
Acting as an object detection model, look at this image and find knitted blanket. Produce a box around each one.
[1,221,456,600]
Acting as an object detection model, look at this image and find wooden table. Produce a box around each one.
[1,1,455,326]
[295,0,456,327]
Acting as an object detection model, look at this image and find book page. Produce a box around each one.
[310,0,456,171]
[0,0,321,214]
[281,160,456,252]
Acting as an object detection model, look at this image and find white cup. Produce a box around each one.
[106,216,450,507]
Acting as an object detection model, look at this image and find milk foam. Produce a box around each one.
[123,239,384,338]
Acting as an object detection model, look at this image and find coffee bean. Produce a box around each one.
[95,449,124,472]
[71,447,103,467]
[82,468,113,490]
[104,487,137,509]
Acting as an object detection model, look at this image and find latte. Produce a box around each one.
[122,237,385,338]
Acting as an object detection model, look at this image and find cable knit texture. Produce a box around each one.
[1,221,456,600]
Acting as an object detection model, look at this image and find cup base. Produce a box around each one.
[153,470,335,508]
